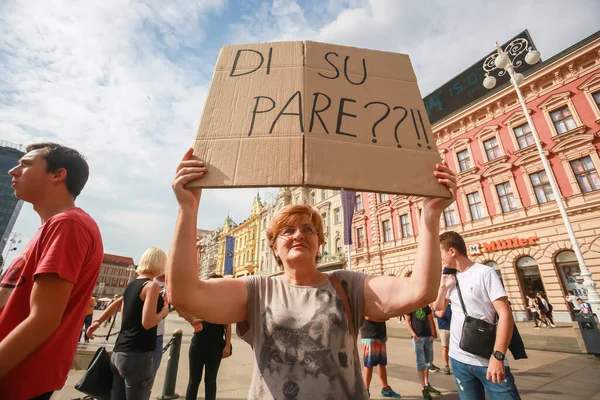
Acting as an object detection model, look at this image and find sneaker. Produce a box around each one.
[425,384,441,397]
[429,364,440,373]
[551,324,556,328]
[381,386,401,398]
[422,389,432,400]
[444,365,451,375]
[534,326,540,329]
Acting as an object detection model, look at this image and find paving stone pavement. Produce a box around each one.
[56,312,600,399]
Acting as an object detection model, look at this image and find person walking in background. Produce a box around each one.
[405,306,442,400]
[434,300,452,375]
[360,317,401,398]
[87,247,170,400]
[537,292,555,328]
[526,294,547,328]
[79,296,97,343]
[182,274,232,400]
[152,274,168,382]
[0,143,103,399]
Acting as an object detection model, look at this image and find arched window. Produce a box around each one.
[335,238,342,254]
[516,256,544,296]
[485,261,503,286]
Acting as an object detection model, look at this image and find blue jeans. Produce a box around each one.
[412,337,433,371]
[153,335,164,377]
[451,358,521,400]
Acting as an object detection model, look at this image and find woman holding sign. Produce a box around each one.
[166,148,456,399]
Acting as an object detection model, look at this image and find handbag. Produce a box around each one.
[74,315,117,399]
[455,279,497,359]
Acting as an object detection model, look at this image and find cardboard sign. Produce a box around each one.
[191,41,450,198]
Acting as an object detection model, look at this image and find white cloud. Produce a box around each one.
[2,0,598,264]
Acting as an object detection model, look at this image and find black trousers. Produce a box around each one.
[185,332,224,400]
[29,392,54,400]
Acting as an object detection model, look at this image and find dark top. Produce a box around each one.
[436,304,452,330]
[194,321,226,345]
[360,320,387,340]
[114,278,163,352]
[409,306,432,338]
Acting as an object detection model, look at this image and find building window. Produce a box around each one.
[355,194,363,211]
[457,149,473,172]
[400,214,412,238]
[496,182,517,213]
[382,219,392,242]
[444,203,458,227]
[310,191,316,205]
[334,207,341,224]
[570,156,600,193]
[550,106,577,134]
[514,123,535,149]
[483,137,502,161]
[335,238,342,253]
[321,189,326,201]
[593,91,600,108]
[379,193,389,202]
[261,239,265,251]
[530,170,555,204]
[356,227,365,248]
[321,213,327,227]
[467,191,484,220]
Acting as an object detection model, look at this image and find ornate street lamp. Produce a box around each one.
[482,38,599,315]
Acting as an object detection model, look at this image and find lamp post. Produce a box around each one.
[482,38,600,316]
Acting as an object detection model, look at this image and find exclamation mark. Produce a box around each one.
[411,109,422,147]
[418,110,431,149]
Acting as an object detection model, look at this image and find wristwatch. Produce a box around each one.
[492,350,505,361]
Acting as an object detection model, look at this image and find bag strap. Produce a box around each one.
[102,307,118,346]
[329,274,357,341]
[455,278,469,318]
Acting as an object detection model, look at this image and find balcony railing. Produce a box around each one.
[318,253,345,266]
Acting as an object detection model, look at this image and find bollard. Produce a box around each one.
[158,329,183,399]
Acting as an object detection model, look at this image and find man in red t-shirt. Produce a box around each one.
[0,143,103,399]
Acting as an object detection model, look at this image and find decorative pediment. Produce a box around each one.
[551,125,589,145]
[502,109,534,127]
[449,138,471,151]
[550,132,595,154]
[481,155,509,170]
[375,203,393,216]
[482,162,512,178]
[577,73,600,91]
[537,90,573,111]
[457,173,481,187]
[474,125,500,139]
[514,148,550,167]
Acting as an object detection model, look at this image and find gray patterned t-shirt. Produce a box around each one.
[237,270,368,400]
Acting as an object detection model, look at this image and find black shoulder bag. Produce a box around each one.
[455,279,497,359]
[74,316,117,399]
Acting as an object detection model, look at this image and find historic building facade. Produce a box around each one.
[93,253,136,297]
[350,31,600,322]
[198,228,220,279]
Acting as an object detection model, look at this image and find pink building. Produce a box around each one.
[351,30,600,322]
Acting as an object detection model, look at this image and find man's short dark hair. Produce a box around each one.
[208,273,223,279]
[26,142,89,197]
[567,290,574,295]
[439,231,467,257]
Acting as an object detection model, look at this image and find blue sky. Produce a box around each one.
[1,0,599,264]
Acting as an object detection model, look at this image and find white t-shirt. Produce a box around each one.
[446,263,508,367]
[566,295,580,310]
[155,278,166,336]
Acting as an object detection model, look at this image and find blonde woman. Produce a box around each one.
[87,247,170,400]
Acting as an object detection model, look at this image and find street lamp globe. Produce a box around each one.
[483,75,497,89]
[494,53,510,69]
[511,72,525,86]
[525,49,541,65]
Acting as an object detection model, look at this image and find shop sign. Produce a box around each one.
[468,236,538,256]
